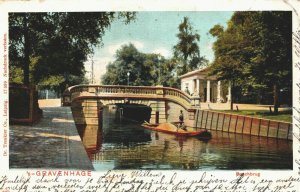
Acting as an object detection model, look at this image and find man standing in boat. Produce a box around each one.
[179,110,184,127]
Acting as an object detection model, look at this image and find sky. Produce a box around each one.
[85,11,233,84]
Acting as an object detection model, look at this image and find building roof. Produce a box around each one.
[179,67,213,79]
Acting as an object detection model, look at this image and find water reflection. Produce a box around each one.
[76,124,102,159]
[76,106,292,171]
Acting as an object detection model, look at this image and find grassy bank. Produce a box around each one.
[214,110,292,123]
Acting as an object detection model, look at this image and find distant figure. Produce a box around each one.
[184,86,190,95]
[179,110,184,127]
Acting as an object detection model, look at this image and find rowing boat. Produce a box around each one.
[142,122,212,137]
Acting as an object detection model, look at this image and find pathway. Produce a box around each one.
[9,106,93,170]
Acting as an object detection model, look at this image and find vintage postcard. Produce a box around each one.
[0,0,300,191]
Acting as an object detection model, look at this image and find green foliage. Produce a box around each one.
[102,44,178,87]
[9,66,23,84]
[9,12,135,93]
[209,11,292,110]
[36,74,89,91]
[173,17,207,76]
[209,24,224,37]
[38,75,65,89]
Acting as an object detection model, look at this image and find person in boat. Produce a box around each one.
[179,110,186,130]
[179,110,184,124]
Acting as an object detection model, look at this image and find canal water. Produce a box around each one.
[78,106,293,171]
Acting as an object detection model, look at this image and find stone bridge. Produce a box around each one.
[62,85,292,140]
[63,85,198,126]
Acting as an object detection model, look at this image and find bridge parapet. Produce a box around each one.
[66,85,192,109]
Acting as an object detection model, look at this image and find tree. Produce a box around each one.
[32,36,88,92]
[102,44,145,86]
[9,12,135,92]
[173,17,207,76]
[209,11,292,113]
[159,58,181,88]
[209,22,245,109]
[101,44,178,87]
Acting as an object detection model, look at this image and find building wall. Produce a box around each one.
[180,78,194,95]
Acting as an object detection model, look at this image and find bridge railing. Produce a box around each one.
[163,87,191,107]
[67,85,192,109]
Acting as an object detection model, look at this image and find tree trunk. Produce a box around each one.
[230,81,233,110]
[273,84,279,114]
[23,15,30,86]
[257,89,262,104]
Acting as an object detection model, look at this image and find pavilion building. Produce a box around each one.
[179,67,231,110]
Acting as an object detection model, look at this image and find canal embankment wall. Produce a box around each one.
[193,110,292,140]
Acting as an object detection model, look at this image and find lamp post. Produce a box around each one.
[157,55,162,85]
[90,53,94,84]
[127,72,130,86]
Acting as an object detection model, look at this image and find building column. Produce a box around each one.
[206,80,211,103]
[217,81,221,103]
[227,81,232,103]
[193,79,198,95]
[196,79,200,96]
